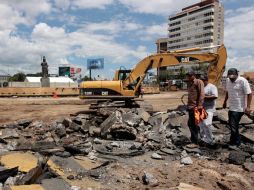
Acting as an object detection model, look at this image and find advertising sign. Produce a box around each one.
[59,67,70,77]
[87,58,104,70]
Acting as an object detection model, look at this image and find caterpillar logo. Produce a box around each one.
[102,91,108,95]
[181,57,190,63]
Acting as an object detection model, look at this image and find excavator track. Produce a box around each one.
[89,99,153,112]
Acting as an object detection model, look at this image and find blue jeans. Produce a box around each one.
[228,111,244,146]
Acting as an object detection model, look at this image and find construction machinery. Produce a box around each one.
[79,45,227,106]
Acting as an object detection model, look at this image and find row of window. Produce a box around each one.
[195,32,213,39]
[169,33,181,38]
[169,27,181,32]
[170,21,181,27]
[169,39,214,49]
[204,18,214,23]
[204,25,213,30]
[204,12,214,16]
[169,33,213,44]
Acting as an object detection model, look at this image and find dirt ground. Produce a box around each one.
[0,92,187,125]
[0,91,252,125]
[0,92,253,190]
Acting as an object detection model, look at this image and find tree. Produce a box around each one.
[82,76,92,81]
[8,72,26,82]
[178,66,186,80]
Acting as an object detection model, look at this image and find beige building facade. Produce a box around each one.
[168,0,224,51]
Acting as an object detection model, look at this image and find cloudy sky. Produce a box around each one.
[0,0,253,78]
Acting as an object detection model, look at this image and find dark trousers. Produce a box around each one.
[228,111,244,146]
[188,109,200,144]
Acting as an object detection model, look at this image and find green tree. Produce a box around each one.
[8,72,26,82]
[82,76,93,81]
[178,66,186,80]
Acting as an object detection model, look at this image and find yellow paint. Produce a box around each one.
[47,159,65,176]
[0,152,38,172]
[10,185,45,190]
[74,157,103,170]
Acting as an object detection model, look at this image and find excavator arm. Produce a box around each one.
[79,45,227,100]
[123,45,227,92]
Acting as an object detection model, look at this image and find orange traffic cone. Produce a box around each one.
[53,92,59,98]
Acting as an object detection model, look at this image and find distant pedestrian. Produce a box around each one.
[186,70,205,148]
[199,75,218,145]
[141,87,145,98]
[223,68,252,146]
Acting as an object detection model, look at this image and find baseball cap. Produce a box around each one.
[200,74,208,81]
[227,68,238,79]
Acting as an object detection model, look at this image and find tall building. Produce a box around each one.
[168,0,224,51]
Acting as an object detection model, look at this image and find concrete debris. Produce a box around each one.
[181,157,193,165]
[0,105,253,188]
[142,171,158,187]
[151,152,163,160]
[0,167,18,183]
[228,151,249,165]
[243,162,254,172]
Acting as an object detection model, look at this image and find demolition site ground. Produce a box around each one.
[0,91,253,190]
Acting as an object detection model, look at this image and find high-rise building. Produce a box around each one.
[168,0,224,51]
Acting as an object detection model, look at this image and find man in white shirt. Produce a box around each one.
[199,75,218,145]
[223,68,252,146]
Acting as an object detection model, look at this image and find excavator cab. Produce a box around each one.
[114,69,132,81]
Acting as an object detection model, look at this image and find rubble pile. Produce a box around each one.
[0,107,254,189]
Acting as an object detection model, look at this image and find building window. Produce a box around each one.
[169,27,181,32]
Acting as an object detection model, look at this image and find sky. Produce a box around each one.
[0,0,253,79]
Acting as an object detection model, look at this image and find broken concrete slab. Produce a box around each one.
[240,128,254,143]
[100,110,123,138]
[42,178,70,190]
[122,112,141,127]
[216,109,253,125]
[243,162,254,172]
[17,120,32,128]
[0,167,18,183]
[0,129,19,139]
[228,151,249,165]
[136,108,150,123]
[0,152,38,173]
[10,184,45,190]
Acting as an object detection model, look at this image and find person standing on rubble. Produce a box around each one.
[186,70,205,148]
[199,75,218,146]
[223,68,252,146]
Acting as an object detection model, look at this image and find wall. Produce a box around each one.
[8,82,78,88]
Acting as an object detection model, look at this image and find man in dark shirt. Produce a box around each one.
[186,70,205,148]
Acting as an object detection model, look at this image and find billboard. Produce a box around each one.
[87,58,104,70]
[59,67,70,77]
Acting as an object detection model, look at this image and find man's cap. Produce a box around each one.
[186,70,195,76]
[200,74,208,81]
[227,68,238,78]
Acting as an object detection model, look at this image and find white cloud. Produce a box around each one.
[0,4,27,30]
[118,0,199,15]
[0,23,148,75]
[224,6,254,71]
[72,0,114,9]
[54,0,71,10]
[0,0,52,24]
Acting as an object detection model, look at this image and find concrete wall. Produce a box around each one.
[8,82,78,88]
[0,87,79,97]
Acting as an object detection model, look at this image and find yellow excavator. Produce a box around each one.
[80,45,227,102]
